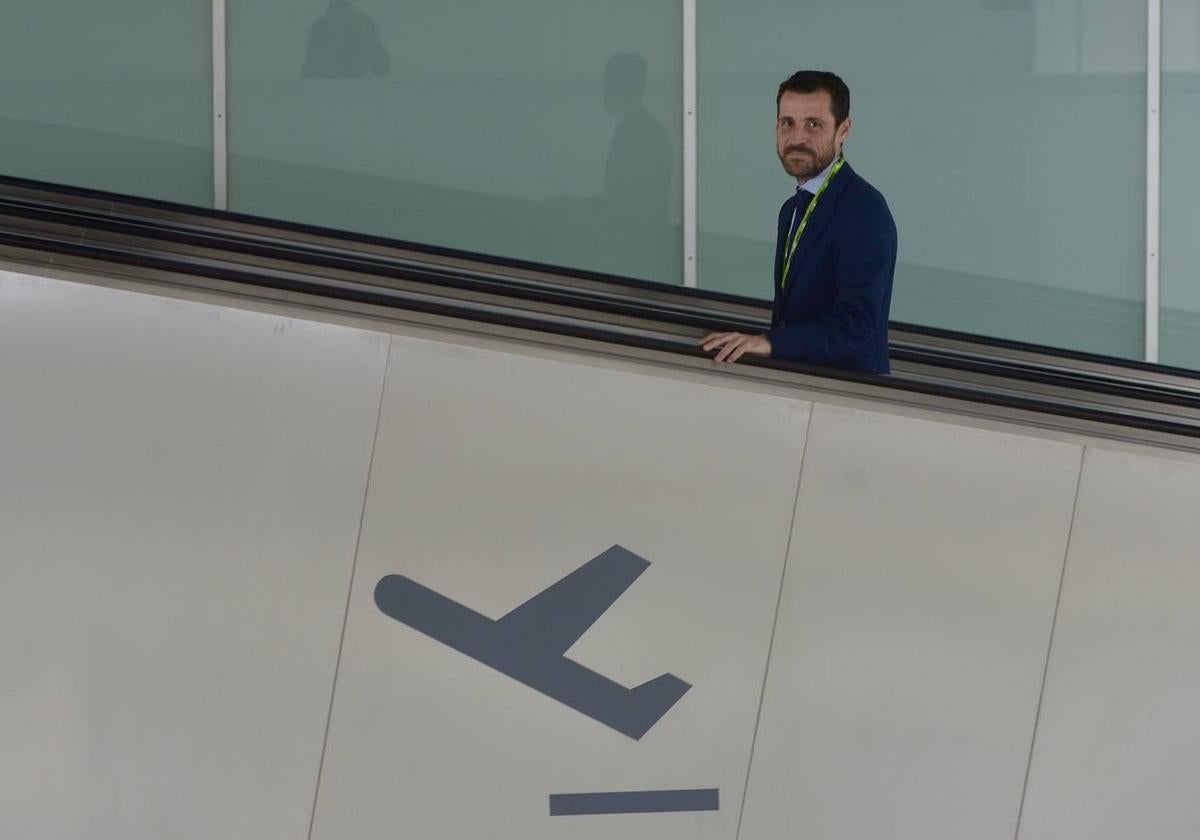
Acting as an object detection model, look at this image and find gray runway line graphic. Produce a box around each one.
[549,788,720,816]
[374,545,690,739]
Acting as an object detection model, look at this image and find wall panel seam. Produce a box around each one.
[305,335,394,840]
[1011,444,1089,840]
[733,401,816,840]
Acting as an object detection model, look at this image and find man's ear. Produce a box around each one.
[837,116,852,154]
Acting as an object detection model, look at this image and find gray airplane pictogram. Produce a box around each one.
[374,545,690,739]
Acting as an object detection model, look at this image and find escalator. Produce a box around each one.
[3,174,1199,840]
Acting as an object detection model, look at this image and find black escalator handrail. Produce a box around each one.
[891,321,1200,383]
[0,193,769,334]
[890,346,1200,410]
[3,172,1199,379]
[3,175,1200,423]
[2,178,1197,369]
[0,173,765,309]
[6,173,1199,387]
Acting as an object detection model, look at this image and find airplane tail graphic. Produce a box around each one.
[624,673,692,740]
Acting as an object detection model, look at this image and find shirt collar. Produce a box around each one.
[796,155,839,195]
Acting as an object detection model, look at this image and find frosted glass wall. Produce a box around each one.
[1162,0,1200,369]
[0,1,212,205]
[698,0,1147,359]
[227,0,682,285]
[5,1,1200,369]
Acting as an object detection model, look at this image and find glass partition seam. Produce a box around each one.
[1147,0,1162,363]
[683,0,698,288]
[212,0,228,211]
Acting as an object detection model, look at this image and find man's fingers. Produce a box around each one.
[704,332,769,363]
[707,334,768,364]
[715,335,746,363]
[727,337,755,363]
[712,336,733,362]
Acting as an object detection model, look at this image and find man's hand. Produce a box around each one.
[699,332,772,363]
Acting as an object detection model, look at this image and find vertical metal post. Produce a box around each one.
[212,0,229,211]
[682,0,698,288]
[1146,0,1162,363]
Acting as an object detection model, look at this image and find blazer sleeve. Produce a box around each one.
[766,199,897,363]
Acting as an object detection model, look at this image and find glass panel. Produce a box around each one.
[699,0,1146,359]
[1162,0,1200,369]
[228,1,682,285]
[0,1,212,205]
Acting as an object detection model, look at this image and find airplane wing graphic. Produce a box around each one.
[494,545,649,657]
[374,545,690,740]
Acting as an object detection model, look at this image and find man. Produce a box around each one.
[700,70,897,374]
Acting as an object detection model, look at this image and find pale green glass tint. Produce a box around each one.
[0,1,212,205]
[699,0,1146,360]
[1161,0,1200,370]
[228,0,682,285]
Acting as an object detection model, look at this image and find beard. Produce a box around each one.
[778,140,837,180]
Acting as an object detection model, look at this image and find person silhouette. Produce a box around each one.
[600,52,673,278]
[301,0,392,79]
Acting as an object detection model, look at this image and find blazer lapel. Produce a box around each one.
[773,199,791,296]
[780,163,853,305]
[773,192,800,317]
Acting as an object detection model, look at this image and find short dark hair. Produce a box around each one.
[776,70,850,126]
[606,52,648,97]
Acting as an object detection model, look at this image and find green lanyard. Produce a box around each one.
[780,155,845,289]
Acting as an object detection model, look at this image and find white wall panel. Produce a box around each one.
[1018,447,1200,840]
[0,269,389,839]
[740,403,1083,840]
[309,337,811,839]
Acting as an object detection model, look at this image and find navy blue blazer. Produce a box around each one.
[767,162,897,374]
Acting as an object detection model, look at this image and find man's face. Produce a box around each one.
[776,90,851,181]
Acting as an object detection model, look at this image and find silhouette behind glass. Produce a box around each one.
[302,0,392,79]
[601,52,673,279]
